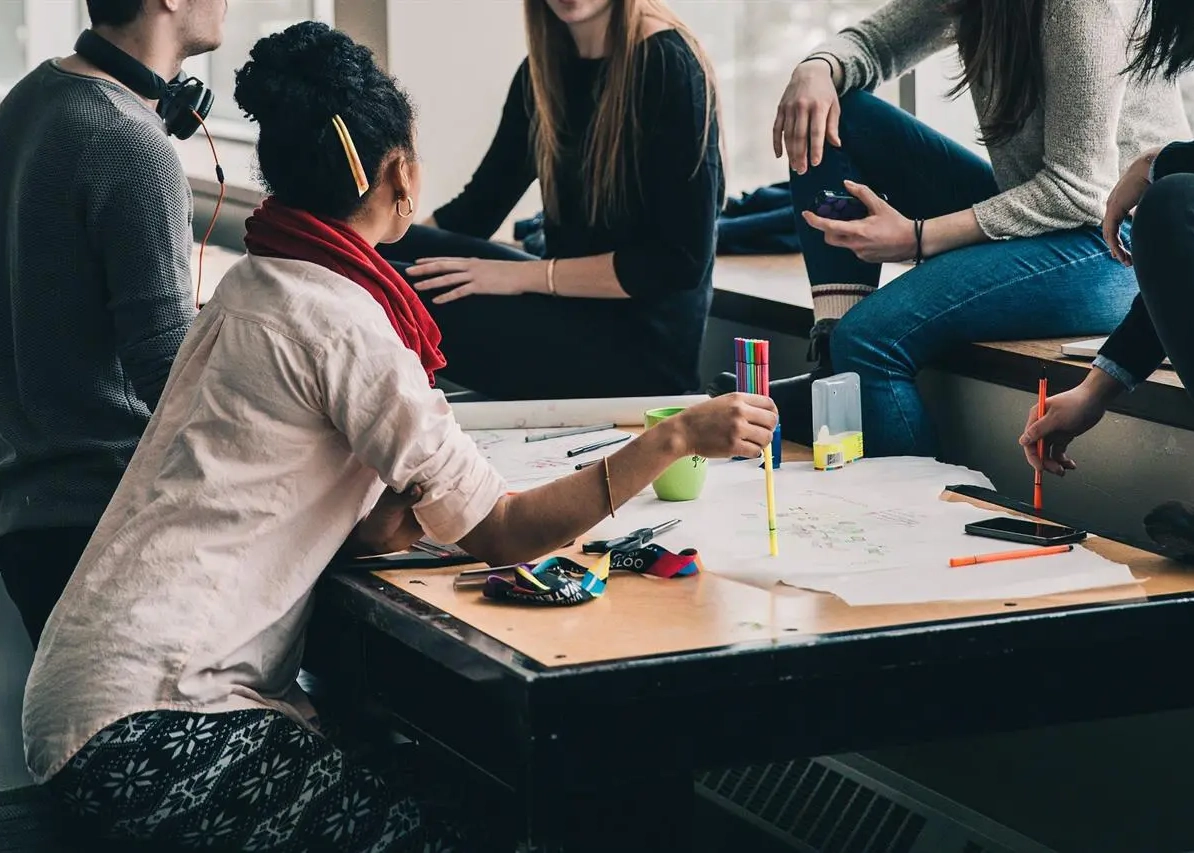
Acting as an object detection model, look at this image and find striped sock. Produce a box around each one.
[811,283,876,323]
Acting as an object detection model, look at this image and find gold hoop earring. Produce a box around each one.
[397,197,414,218]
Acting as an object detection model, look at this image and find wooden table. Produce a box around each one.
[303,444,1194,851]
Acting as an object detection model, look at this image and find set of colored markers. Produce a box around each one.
[734,337,770,396]
[734,337,778,557]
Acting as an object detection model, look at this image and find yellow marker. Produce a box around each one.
[763,444,778,556]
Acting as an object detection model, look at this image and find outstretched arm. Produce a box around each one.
[318,313,777,565]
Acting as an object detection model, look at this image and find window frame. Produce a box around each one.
[0,1,83,96]
[188,0,335,142]
[24,1,80,68]
[2,1,957,195]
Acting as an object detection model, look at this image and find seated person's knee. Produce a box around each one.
[829,309,873,370]
[835,88,880,130]
[1135,173,1194,236]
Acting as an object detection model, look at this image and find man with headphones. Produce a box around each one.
[0,0,226,645]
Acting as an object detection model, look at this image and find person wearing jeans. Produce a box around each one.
[743,0,1188,455]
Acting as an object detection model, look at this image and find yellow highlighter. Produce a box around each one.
[763,444,778,556]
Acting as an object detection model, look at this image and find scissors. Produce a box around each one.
[581,519,681,554]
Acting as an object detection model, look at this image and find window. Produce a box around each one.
[0,0,983,196]
[0,2,25,86]
[188,0,334,138]
[0,1,83,91]
[676,0,893,195]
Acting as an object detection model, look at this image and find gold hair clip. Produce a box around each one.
[331,114,369,197]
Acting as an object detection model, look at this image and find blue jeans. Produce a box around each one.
[790,91,1139,457]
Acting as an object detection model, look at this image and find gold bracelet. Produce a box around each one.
[546,258,557,296]
[603,455,616,518]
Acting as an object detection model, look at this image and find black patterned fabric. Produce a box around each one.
[48,709,462,852]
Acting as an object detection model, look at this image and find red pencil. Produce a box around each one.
[1034,365,1047,511]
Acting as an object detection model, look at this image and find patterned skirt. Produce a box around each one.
[48,708,465,852]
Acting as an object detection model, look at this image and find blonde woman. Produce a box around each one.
[381,0,723,401]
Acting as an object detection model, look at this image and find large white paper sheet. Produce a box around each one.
[486,449,1137,605]
[467,428,634,491]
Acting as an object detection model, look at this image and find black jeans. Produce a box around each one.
[1128,173,1194,392]
[378,226,692,400]
[0,526,94,645]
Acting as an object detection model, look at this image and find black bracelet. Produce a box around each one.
[913,219,925,265]
[803,55,836,76]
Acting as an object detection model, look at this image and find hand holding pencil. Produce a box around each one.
[1019,374,1116,478]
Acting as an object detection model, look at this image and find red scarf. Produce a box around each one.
[243,197,446,385]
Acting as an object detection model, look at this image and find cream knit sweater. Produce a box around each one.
[810,0,1191,238]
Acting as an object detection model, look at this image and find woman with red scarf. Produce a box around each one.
[20,22,775,853]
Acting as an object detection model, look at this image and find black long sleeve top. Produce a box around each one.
[1097,140,1194,387]
[433,30,724,395]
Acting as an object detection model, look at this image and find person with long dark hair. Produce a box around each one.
[379,0,723,401]
[1022,0,1194,549]
[19,21,775,852]
[728,0,1189,454]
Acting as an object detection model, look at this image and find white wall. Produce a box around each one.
[386,0,540,231]
[178,0,976,222]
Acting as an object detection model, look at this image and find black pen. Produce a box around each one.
[566,434,630,458]
[575,458,602,470]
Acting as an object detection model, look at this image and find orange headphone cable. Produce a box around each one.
[192,110,226,310]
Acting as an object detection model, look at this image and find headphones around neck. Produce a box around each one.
[74,29,213,140]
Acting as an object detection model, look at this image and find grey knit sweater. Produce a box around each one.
[0,62,195,536]
[811,0,1191,238]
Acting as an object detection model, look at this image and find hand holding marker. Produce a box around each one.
[735,337,778,556]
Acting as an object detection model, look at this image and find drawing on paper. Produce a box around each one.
[741,503,886,556]
[465,428,632,489]
[466,431,510,454]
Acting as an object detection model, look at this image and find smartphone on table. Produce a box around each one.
[811,188,888,221]
[964,517,1087,546]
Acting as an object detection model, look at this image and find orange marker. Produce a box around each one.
[949,544,1073,568]
[1034,365,1047,512]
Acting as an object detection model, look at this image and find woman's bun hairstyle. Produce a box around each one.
[235,21,416,219]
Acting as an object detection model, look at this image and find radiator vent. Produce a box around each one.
[700,760,923,853]
[697,754,1055,853]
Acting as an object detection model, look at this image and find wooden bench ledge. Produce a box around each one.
[971,340,1183,391]
[708,254,1190,429]
[956,340,1192,430]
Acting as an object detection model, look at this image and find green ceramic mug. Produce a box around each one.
[644,407,707,501]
